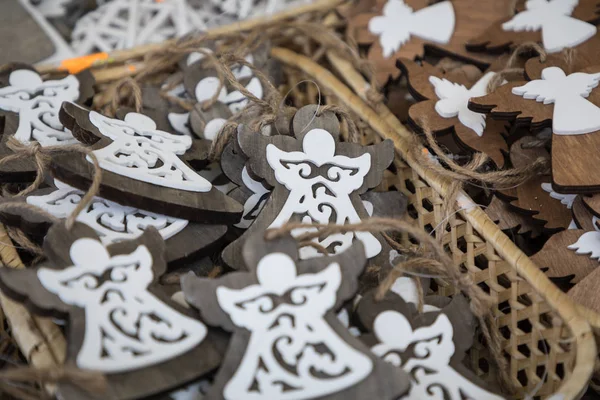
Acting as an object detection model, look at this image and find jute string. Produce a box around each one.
[265,218,516,394]
[487,42,547,93]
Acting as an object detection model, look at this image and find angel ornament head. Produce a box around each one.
[221,105,395,270]
[0,68,92,146]
[183,235,410,400]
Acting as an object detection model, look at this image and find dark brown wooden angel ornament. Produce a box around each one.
[495,136,572,231]
[0,179,227,266]
[346,0,512,85]
[469,60,600,193]
[52,102,243,222]
[398,58,510,168]
[181,233,411,399]
[220,139,408,234]
[467,0,600,55]
[0,64,94,182]
[0,222,226,399]
[355,290,504,400]
[220,105,396,272]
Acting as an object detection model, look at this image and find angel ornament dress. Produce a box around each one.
[37,238,206,372]
[217,252,372,399]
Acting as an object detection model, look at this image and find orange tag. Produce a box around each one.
[59,53,109,74]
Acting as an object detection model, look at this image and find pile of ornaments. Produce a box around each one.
[10,0,315,65]
[343,0,600,317]
[0,36,506,400]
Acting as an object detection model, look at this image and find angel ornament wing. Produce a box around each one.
[371,311,503,399]
[429,72,497,137]
[27,180,188,244]
[368,0,455,58]
[89,111,213,192]
[0,69,80,146]
[502,0,596,52]
[37,238,206,372]
[512,66,600,135]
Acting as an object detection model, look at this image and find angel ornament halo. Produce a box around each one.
[89,111,213,192]
[0,69,81,146]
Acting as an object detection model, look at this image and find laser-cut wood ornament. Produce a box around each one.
[355,290,503,400]
[346,0,513,85]
[466,0,600,54]
[220,139,408,233]
[495,136,572,231]
[398,58,510,168]
[0,179,227,266]
[0,222,227,399]
[220,105,396,272]
[531,229,598,284]
[181,234,411,399]
[572,195,598,231]
[0,0,56,64]
[52,102,243,223]
[568,262,600,313]
[485,195,542,237]
[469,60,600,193]
[0,65,94,183]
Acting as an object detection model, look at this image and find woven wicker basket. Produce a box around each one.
[1,1,595,399]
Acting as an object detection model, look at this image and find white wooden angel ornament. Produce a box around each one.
[512,66,600,135]
[368,0,455,58]
[370,310,504,399]
[53,102,243,223]
[0,222,225,399]
[0,68,92,145]
[221,105,396,271]
[182,234,411,400]
[502,0,597,53]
